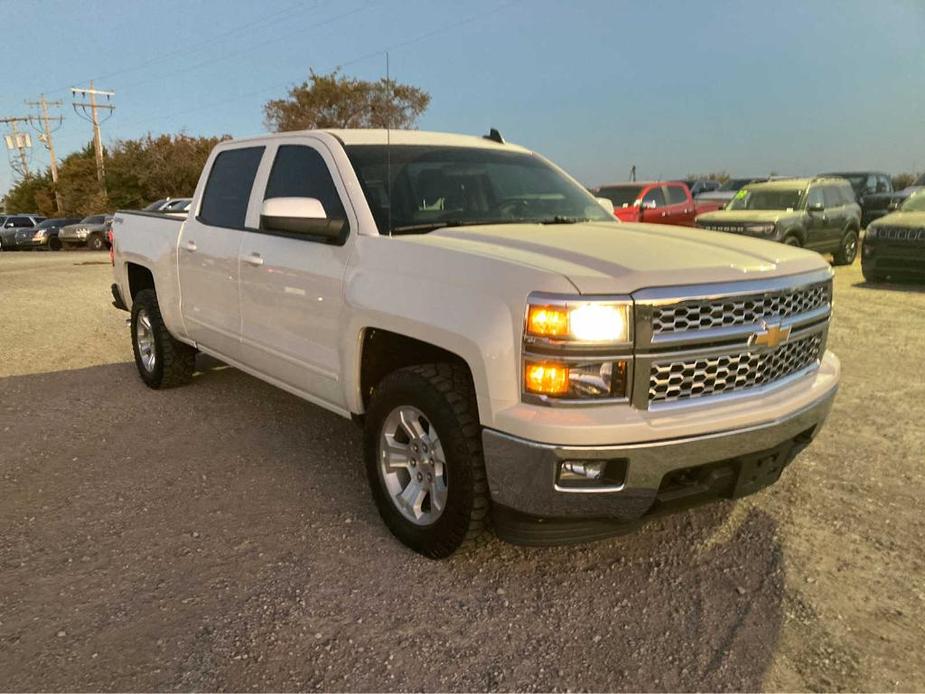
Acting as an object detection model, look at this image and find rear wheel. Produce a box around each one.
[364,363,489,558]
[48,237,62,251]
[833,229,859,266]
[130,289,196,389]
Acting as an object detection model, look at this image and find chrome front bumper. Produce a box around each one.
[482,388,836,521]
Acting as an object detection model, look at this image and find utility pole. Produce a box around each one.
[26,95,64,213]
[71,80,115,194]
[1,116,32,180]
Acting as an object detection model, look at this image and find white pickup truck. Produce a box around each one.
[111,129,839,557]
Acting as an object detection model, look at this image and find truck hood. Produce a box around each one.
[695,210,797,225]
[402,221,826,294]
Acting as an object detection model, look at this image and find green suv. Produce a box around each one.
[694,177,861,265]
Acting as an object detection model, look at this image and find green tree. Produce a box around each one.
[264,69,430,132]
[892,172,919,190]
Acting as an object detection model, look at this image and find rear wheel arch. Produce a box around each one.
[126,263,156,301]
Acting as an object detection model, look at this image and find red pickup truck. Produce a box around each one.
[594,181,703,226]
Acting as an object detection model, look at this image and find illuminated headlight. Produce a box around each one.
[76,228,88,237]
[526,299,632,346]
[34,230,47,238]
[747,223,776,235]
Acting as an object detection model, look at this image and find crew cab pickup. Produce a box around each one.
[111,129,840,558]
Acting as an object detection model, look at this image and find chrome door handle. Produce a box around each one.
[660,212,667,217]
[243,252,263,266]
[185,240,197,252]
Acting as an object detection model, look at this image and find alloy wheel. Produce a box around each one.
[135,308,157,373]
[377,406,448,526]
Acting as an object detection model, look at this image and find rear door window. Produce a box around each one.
[641,187,666,208]
[665,185,688,205]
[199,146,265,229]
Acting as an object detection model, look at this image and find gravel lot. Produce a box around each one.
[1,251,923,691]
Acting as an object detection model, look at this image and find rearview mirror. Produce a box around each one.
[595,196,614,213]
[259,197,345,239]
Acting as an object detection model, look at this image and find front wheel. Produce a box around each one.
[130,289,196,389]
[363,363,489,558]
[48,237,62,251]
[833,229,859,266]
[87,234,106,251]
[783,234,802,247]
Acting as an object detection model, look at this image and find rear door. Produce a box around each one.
[823,185,848,248]
[663,183,695,226]
[178,144,265,361]
[237,137,356,411]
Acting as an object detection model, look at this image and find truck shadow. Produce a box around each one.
[0,360,785,692]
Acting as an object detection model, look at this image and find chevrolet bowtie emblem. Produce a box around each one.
[750,321,792,349]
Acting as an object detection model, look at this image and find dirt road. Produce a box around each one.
[1,252,923,691]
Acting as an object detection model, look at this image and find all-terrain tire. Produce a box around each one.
[364,363,489,558]
[130,289,196,389]
[833,229,859,266]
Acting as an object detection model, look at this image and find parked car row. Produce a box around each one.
[0,214,113,251]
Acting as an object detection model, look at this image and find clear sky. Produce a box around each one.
[1,0,923,196]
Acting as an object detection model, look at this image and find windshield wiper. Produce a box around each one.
[389,219,526,234]
[537,215,591,225]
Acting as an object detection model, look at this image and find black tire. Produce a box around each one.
[48,237,62,251]
[364,363,489,558]
[130,288,196,389]
[783,234,802,247]
[88,233,106,251]
[833,229,859,266]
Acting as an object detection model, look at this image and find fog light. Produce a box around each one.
[561,461,605,480]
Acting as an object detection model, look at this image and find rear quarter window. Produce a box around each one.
[199,146,265,229]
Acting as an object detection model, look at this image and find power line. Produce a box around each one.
[71,82,115,194]
[26,95,65,213]
[116,0,521,132]
[40,0,325,97]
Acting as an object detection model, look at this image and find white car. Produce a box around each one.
[110,129,840,557]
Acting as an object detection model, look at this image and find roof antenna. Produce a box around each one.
[386,51,392,237]
[484,128,505,144]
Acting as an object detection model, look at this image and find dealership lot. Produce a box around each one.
[1,252,923,691]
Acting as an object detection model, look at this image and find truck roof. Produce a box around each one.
[228,128,530,152]
[743,176,847,191]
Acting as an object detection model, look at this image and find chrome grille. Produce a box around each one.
[649,332,823,404]
[651,282,830,335]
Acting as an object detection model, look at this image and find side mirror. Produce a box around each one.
[595,196,614,213]
[807,202,824,213]
[259,197,345,238]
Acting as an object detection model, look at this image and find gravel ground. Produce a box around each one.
[0,251,923,691]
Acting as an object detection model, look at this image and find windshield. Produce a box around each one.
[726,187,804,211]
[901,191,925,212]
[596,185,644,207]
[36,219,60,229]
[718,178,756,192]
[344,145,614,234]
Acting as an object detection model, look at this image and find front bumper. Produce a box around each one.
[483,387,835,522]
[862,243,925,278]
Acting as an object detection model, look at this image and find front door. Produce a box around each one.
[803,186,833,250]
[177,144,265,361]
[238,139,355,412]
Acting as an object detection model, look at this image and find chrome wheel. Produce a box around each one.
[378,406,448,526]
[135,308,156,373]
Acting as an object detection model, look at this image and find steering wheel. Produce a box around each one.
[496,197,532,217]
